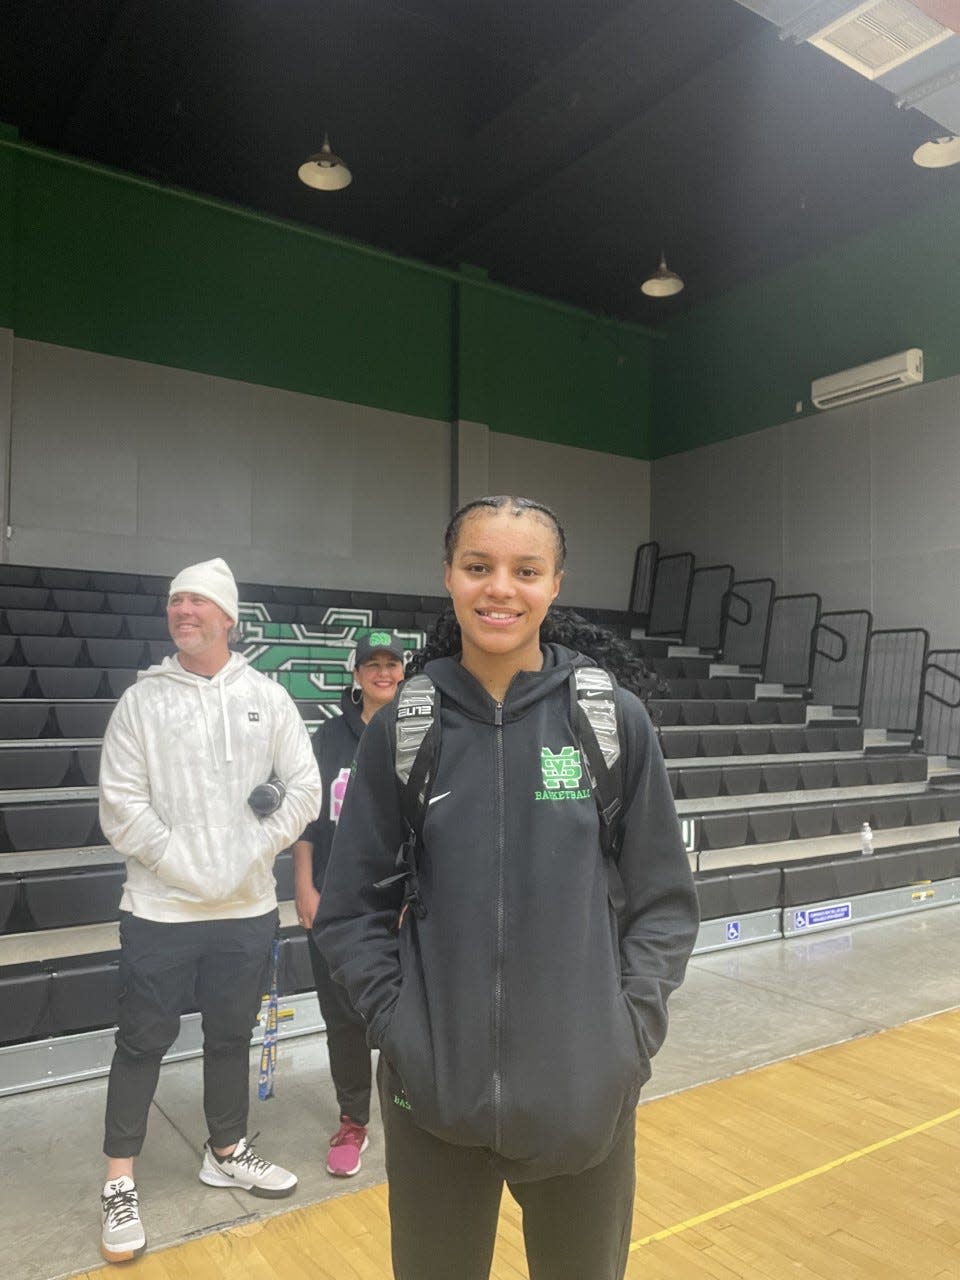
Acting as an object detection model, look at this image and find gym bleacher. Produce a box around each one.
[1,550,959,1095]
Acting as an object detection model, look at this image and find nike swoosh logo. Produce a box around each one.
[428,791,452,805]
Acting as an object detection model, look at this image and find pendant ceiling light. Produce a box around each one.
[912,135,960,168]
[298,134,352,190]
[641,251,684,298]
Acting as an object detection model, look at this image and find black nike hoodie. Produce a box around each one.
[316,643,699,1182]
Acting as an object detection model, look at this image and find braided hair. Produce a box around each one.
[411,495,665,700]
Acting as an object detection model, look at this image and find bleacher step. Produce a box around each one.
[696,820,960,871]
[754,683,804,700]
[675,780,932,817]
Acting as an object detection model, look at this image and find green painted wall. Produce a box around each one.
[654,189,960,458]
[2,139,658,460]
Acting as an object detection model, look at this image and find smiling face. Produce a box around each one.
[443,506,563,691]
[167,591,233,674]
[354,651,405,716]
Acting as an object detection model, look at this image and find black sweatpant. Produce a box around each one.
[103,909,277,1158]
[378,1057,636,1280]
[307,930,371,1126]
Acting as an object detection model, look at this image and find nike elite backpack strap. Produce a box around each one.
[374,674,441,917]
[385,667,625,914]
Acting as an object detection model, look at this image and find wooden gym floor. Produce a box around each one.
[72,1006,960,1280]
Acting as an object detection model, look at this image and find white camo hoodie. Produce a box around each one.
[99,652,322,922]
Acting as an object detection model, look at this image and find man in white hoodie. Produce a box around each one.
[97,558,321,1264]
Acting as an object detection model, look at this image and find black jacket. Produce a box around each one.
[302,689,366,888]
[316,643,699,1182]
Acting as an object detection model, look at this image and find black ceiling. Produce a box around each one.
[6,0,960,326]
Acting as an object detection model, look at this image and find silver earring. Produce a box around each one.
[351,685,363,705]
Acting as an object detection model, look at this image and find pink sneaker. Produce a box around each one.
[326,1117,369,1177]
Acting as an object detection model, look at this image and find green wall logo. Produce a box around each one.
[536,746,592,802]
[237,603,422,728]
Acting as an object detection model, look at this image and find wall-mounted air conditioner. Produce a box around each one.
[810,348,923,410]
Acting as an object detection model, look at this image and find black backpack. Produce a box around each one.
[376,668,626,918]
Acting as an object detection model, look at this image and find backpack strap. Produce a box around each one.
[375,674,441,919]
[571,667,626,912]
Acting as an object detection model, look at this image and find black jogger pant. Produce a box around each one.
[377,1057,636,1280]
[103,909,277,1158]
[307,930,371,1126]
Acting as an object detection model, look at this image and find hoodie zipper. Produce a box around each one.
[493,699,505,1151]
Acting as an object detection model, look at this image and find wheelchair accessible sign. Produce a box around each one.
[792,902,852,931]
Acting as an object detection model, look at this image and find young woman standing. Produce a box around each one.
[316,497,699,1279]
[292,631,406,1176]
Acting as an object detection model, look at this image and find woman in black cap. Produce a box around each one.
[292,629,407,1177]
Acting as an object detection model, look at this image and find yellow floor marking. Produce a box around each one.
[629,1104,960,1250]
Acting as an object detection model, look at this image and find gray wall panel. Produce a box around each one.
[488,433,650,608]
[652,372,960,649]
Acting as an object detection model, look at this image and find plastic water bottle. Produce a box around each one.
[860,822,874,856]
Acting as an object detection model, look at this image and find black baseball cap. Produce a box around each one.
[354,630,408,665]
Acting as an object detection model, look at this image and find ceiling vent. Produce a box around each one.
[811,348,923,410]
[808,0,952,79]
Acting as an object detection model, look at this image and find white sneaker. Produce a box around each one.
[198,1133,297,1199]
[100,1176,146,1263]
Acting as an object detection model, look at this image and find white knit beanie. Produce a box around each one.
[168,557,239,623]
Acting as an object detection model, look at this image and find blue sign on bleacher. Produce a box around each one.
[725,920,741,942]
[794,903,852,930]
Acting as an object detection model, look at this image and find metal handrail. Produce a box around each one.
[763,592,821,689]
[629,541,659,616]
[722,588,753,629]
[684,563,734,651]
[863,627,929,745]
[810,609,872,714]
[923,661,960,710]
[647,551,695,638]
[719,577,774,668]
[812,621,848,664]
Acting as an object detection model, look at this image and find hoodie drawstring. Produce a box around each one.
[219,676,233,763]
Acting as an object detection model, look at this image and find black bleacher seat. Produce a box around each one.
[125,615,171,640]
[679,700,716,726]
[108,592,161,616]
[0,969,50,1040]
[803,727,836,752]
[22,868,124,929]
[869,797,910,829]
[722,765,762,796]
[237,581,272,602]
[351,591,389,610]
[771,728,804,754]
[726,678,760,698]
[246,602,295,622]
[420,595,448,613]
[0,748,74,789]
[939,793,960,821]
[695,678,726,698]
[53,703,114,738]
[667,678,698,699]
[748,809,793,844]
[833,804,868,834]
[39,569,92,590]
[650,701,681,726]
[4,609,65,636]
[137,575,169,594]
[49,960,121,1034]
[715,700,750,725]
[793,805,835,839]
[701,731,737,758]
[735,728,771,755]
[85,638,146,668]
[273,585,311,605]
[0,668,32,697]
[897,756,927,783]
[146,640,175,664]
[51,589,105,613]
[65,611,124,639]
[866,758,900,786]
[0,705,52,738]
[0,566,38,587]
[695,866,781,920]
[91,571,140,593]
[659,729,700,759]
[798,761,835,790]
[312,588,346,606]
[376,609,418,629]
[19,636,84,667]
[835,760,869,787]
[2,800,100,852]
[387,594,421,611]
[908,795,942,825]
[0,586,50,610]
[676,769,721,799]
[106,669,138,698]
[699,813,750,850]
[75,745,102,784]
[33,668,103,699]
[762,762,799,792]
[0,635,20,664]
[0,877,19,931]
[415,612,440,632]
[279,932,314,995]
[835,726,863,749]
[745,701,779,725]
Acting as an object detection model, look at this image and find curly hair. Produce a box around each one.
[408,606,666,701]
[443,496,567,570]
